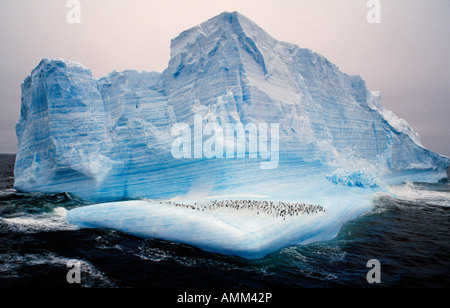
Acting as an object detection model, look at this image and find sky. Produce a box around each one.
[0,0,449,156]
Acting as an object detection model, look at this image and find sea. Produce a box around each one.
[0,153,449,289]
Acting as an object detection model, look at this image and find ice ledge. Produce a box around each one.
[66,197,371,259]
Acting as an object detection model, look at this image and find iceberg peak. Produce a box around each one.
[168,11,275,77]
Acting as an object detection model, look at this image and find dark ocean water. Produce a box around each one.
[0,153,449,288]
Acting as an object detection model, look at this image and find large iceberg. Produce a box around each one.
[15,12,449,258]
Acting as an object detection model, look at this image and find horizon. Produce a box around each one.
[0,0,449,157]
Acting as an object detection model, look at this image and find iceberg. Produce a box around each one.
[15,12,449,258]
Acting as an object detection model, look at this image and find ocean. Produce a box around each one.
[0,153,449,288]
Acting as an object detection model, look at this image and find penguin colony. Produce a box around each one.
[168,200,325,219]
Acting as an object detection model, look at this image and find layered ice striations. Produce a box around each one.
[14,12,450,258]
[15,12,448,201]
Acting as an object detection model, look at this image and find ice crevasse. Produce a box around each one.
[15,12,449,258]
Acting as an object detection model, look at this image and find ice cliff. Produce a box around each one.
[14,12,449,258]
[15,12,448,201]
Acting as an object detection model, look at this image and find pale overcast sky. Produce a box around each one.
[0,0,449,156]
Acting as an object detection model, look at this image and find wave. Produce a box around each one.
[387,181,450,207]
[0,207,79,233]
[0,252,116,287]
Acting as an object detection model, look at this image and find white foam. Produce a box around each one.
[0,188,17,196]
[387,182,450,207]
[2,208,79,233]
[53,207,68,218]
